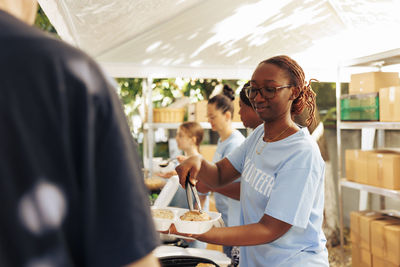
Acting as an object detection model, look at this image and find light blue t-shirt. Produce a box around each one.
[227,125,328,267]
[213,129,245,227]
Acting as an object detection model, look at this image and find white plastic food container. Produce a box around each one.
[151,207,176,231]
[151,207,222,235]
[153,175,179,208]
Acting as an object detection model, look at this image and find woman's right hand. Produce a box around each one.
[175,155,203,188]
[155,171,176,178]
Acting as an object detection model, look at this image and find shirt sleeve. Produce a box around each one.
[264,150,324,229]
[226,134,252,174]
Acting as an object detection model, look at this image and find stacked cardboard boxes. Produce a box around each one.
[351,211,386,267]
[349,72,400,95]
[345,149,400,190]
[341,72,400,122]
[371,218,400,266]
[351,211,400,267]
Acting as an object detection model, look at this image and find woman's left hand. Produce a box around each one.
[168,224,200,239]
[158,224,200,240]
[155,171,177,178]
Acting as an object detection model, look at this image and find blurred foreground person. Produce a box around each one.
[0,1,159,266]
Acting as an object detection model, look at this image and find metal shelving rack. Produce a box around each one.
[340,179,400,199]
[142,77,246,174]
[143,122,244,130]
[143,121,245,175]
[336,48,400,247]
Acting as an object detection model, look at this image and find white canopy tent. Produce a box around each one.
[38,0,400,81]
[37,2,400,245]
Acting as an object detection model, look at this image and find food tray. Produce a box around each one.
[151,207,222,234]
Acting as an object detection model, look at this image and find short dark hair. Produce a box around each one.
[240,82,252,107]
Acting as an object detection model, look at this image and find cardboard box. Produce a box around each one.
[349,72,400,94]
[384,224,400,265]
[359,212,387,251]
[352,244,361,267]
[350,211,361,243]
[367,151,400,190]
[345,150,373,184]
[373,256,399,267]
[350,210,380,244]
[360,247,372,266]
[366,151,384,187]
[352,245,372,267]
[380,86,400,122]
[371,218,400,258]
[355,150,372,184]
[188,100,208,122]
[188,98,241,123]
[200,144,217,162]
[346,150,357,181]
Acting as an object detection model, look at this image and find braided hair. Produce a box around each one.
[261,55,316,126]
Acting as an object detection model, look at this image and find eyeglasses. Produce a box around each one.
[245,85,293,100]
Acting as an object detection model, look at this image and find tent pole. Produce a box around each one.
[146,77,154,177]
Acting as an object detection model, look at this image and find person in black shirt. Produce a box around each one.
[0,1,160,266]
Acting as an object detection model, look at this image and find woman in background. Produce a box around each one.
[223,82,264,267]
[206,85,245,260]
[156,121,209,249]
[239,82,263,130]
[167,122,208,210]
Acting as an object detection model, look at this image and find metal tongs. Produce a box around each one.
[185,173,203,213]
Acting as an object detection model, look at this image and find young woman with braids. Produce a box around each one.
[172,55,329,266]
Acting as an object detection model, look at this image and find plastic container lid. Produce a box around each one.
[153,175,179,208]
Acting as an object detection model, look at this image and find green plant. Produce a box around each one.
[34,7,58,34]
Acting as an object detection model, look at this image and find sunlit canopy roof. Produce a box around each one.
[38,0,400,81]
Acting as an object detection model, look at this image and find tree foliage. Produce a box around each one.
[34,6,58,34]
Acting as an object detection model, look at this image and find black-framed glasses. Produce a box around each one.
[245,85,293,100]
